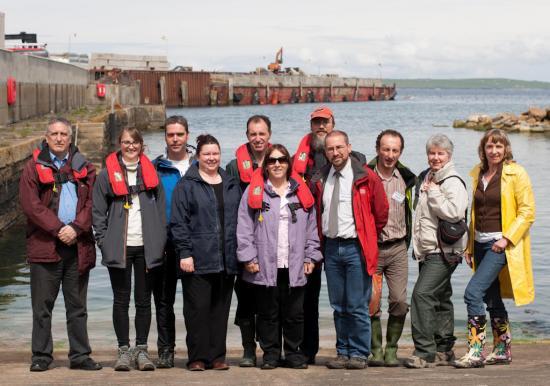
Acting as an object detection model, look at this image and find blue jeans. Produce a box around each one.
[464,240,508,317]
[324,238,372,359]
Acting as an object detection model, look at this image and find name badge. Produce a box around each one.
[392,191,405,204]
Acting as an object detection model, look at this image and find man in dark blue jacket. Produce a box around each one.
[152,115,195,368]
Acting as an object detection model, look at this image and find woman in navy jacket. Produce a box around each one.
[170,134,241,371]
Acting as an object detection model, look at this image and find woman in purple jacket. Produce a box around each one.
[237,144,323,370]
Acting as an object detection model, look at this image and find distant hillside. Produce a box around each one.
[383,78,550,89]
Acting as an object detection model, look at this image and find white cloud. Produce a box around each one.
[3,0,550,80]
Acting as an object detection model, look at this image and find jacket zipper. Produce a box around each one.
[209,184,225,272]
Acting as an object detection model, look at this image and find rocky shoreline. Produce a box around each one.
[453,106,550,133]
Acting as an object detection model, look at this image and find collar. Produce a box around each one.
[329,157,352,179]
[374,164,399,181]
[49,151,69,165]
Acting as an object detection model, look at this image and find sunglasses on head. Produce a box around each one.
[266,156,289,165]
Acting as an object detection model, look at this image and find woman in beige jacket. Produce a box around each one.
[404,134,468,369]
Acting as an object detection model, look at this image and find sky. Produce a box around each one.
[2,0,550,81]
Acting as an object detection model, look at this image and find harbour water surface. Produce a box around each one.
[1,88,549,350]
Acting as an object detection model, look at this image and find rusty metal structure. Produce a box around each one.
[90,68,396,107]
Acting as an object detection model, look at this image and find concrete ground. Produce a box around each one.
[1,344,549,385]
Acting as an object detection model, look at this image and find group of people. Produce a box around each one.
[19,105,535,373]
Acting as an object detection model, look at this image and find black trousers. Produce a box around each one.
[255,269,306,365]
[182,272,235,365]
[153,243,179,351]
[30,243,91,365]
[234,275,256,324]
[302,266,321,361]
[108,246,159,347]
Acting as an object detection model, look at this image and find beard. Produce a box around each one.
[311,134,325,152]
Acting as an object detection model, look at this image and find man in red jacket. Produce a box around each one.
[310,130,388,370]
[19,117,101,372]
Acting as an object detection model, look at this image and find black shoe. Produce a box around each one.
[30,359,49,372]
[261,361,278,370]
[70,358,102,370]
[156,350,175,369]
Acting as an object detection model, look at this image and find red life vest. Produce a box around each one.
[247,168,314,210]
[235,143,272,183]
[235,144,255,183]
[105,152,159,196]
[291,134,314,175]
[33,148,88,185]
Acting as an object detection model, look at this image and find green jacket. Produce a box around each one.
[368,157,417,248]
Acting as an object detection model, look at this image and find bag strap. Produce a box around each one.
[436,174,468,222]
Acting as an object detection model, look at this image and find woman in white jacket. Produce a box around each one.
[404,134,468,369]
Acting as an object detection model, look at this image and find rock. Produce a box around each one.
[527,118,537,125]
[518,122,532,132]
[453,120,466,128]
[528,107,546,120]
[530,125,546,133]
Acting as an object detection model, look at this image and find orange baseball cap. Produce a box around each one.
[310,106,334,120]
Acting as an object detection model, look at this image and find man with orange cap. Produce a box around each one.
[292,106,366,364]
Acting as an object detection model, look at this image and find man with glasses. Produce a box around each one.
[19,117,101,372]
[309,130,388,370]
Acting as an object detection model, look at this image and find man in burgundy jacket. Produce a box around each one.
[19,117,101,372]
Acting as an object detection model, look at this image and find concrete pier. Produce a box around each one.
[0,344,549,385]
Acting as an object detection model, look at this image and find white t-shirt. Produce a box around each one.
[168,157,191,177]
[122,159,143,247]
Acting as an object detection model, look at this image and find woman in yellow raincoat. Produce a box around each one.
[454,129,535,369]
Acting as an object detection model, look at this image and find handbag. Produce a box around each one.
[436,175,469,264]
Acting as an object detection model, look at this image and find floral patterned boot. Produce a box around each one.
[484,316,512,365]
[453,315,487,368]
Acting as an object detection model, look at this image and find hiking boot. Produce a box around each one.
[485,316,512,365]
[453,315,486,369]
[403,355,435,369]
[114,346,132,371]
[434,350,455,366]
[346,357,367,369]
[135,345,155,371]
[326,355,349,369]
[385,314,406,367]
[156,348,174,369]
[368,316,384,367]
[238,319,257,367]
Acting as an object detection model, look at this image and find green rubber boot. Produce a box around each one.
[368,316,384,367]
[384,315,406,367]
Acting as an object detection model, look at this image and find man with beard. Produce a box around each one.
[291,106,366,364]
[226,115,272,367]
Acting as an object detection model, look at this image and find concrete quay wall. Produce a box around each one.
[0,49,88,126]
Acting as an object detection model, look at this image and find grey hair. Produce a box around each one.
[426,133,453,156]
[46,117,73,136]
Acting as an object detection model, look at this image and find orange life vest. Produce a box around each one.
[33,148,88,186]
[105,152,159,196]
[247,168,314,211]
[291,134,314,175]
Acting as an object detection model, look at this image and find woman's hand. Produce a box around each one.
[464,253,473,268]
[304,262,315,275]
[180,257,195,273]
[492,238,509,253]
[245,261,260,273]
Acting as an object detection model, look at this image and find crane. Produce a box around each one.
[267,47,283,73]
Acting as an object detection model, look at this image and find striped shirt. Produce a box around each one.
[375,166,407,242]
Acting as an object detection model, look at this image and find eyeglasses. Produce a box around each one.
[121,140,141,147]
[266,156,289,165]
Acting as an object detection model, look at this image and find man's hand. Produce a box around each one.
[58,225,77,245]
[304,262,315,275]
[245,261,260,273]
[180,257,195,273]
